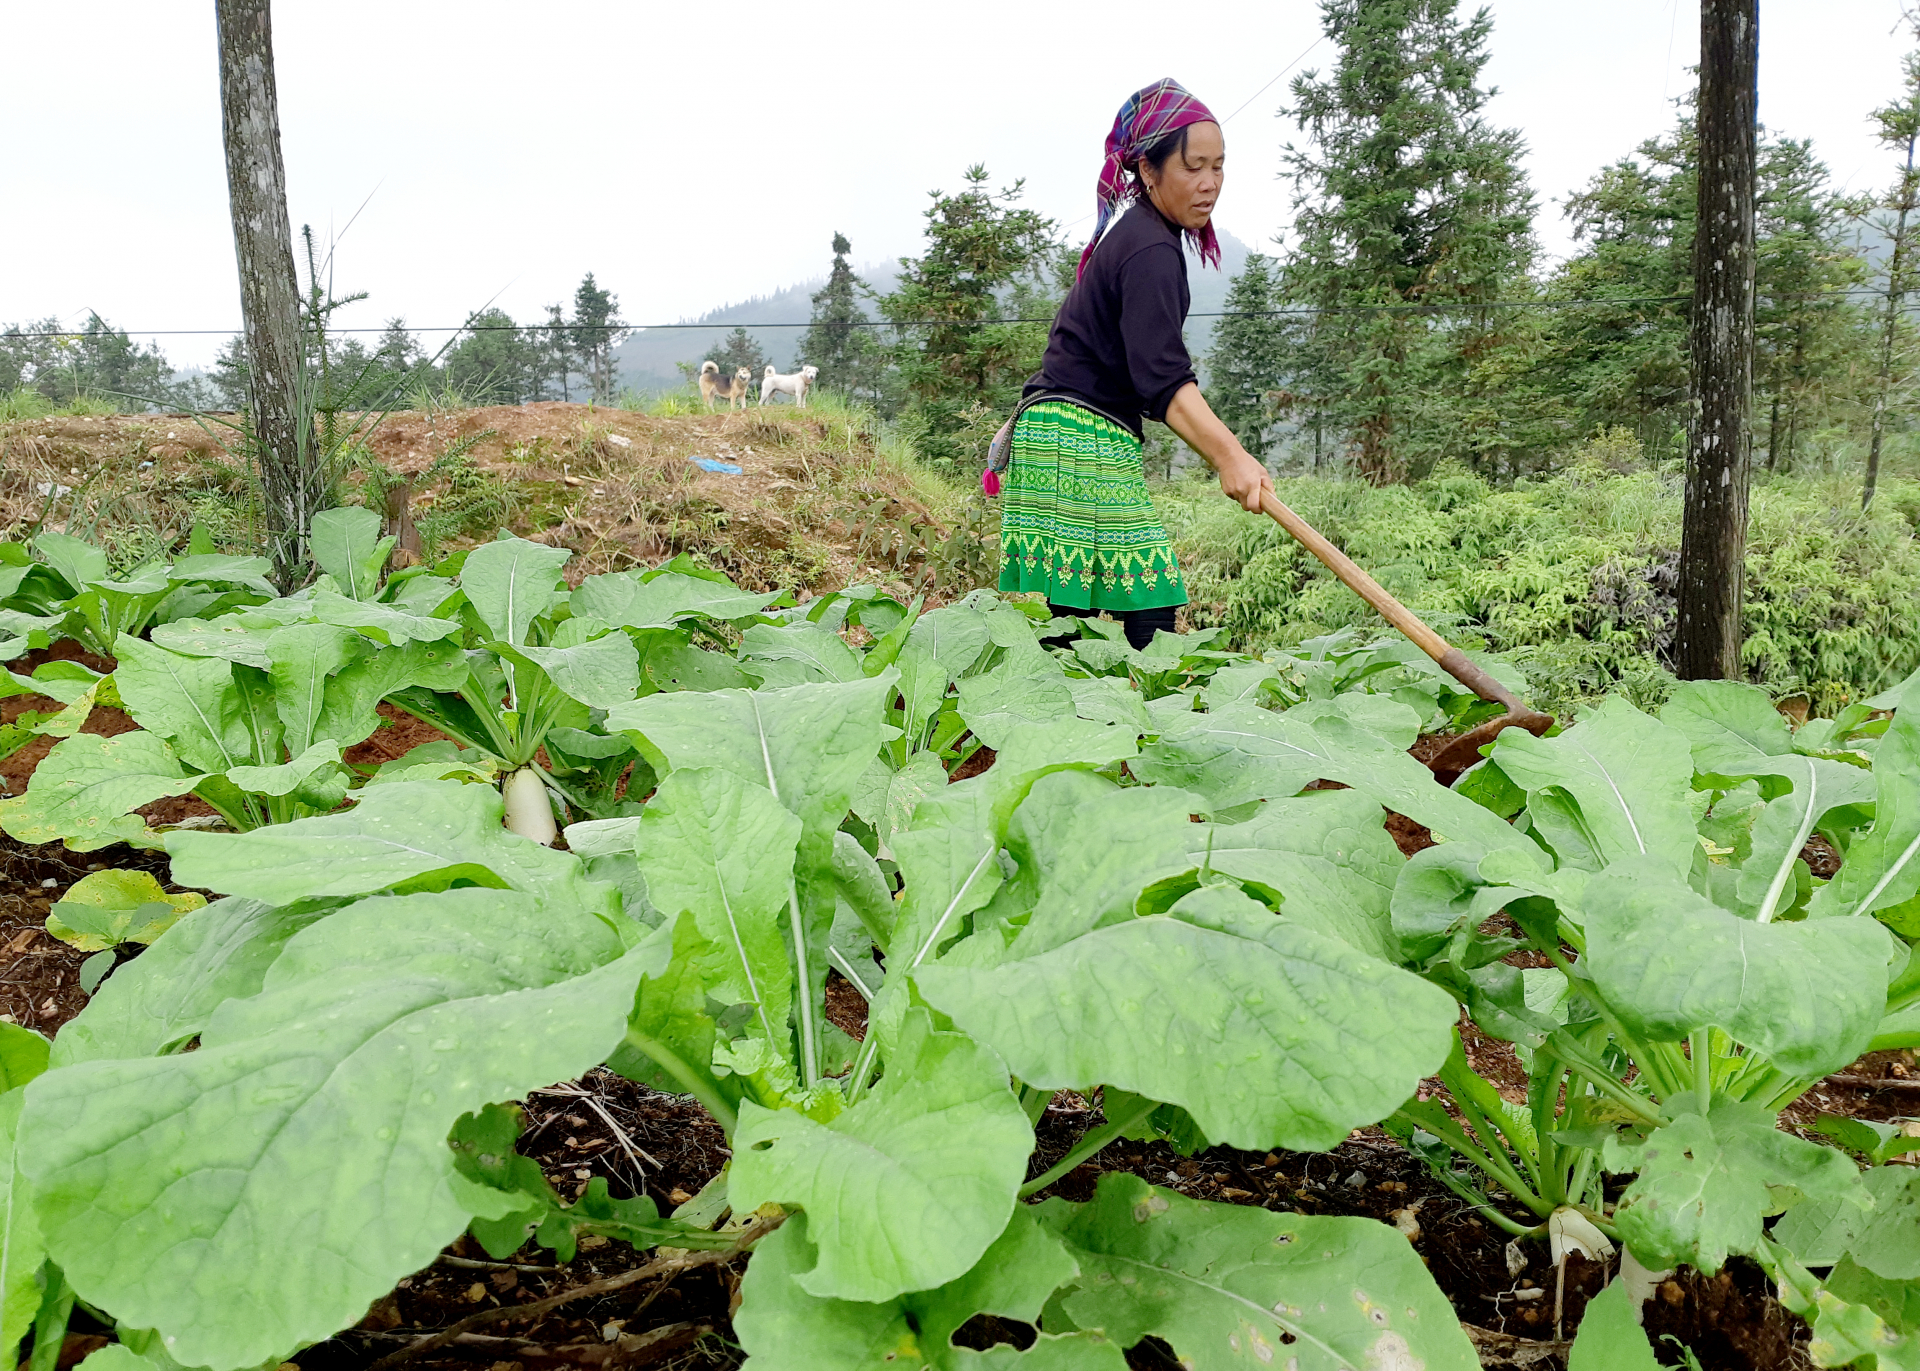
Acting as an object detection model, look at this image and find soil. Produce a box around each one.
[821,970,869,1043]
[1640,1263,1814,1371]
[1303,774,1437,860]
[948,742,996,783]
[344,702,452,774]
[1018,1095,1824,1371]
[271,1047,1840,1371]
[2,641,133,802]
[0,833,183,1036]
[1800,833,1843,878]
[1385,808,1438,858]
[288,1067,741,1371]
[1782,1048,1920,1132]
[0,637,200,1035]
[1025,1107,1616,1352]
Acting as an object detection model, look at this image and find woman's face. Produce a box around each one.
[1141,120,1224,231]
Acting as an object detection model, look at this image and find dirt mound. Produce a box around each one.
[0,402,978,602]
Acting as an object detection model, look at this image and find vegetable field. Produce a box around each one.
[0,519,1916,1371]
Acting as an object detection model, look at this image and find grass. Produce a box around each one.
[401,375,482,415]
[0,389,127,421]
[620,386,717,418]
[0,414,250,572]
[0,389,51,422]
[52,393,124,417]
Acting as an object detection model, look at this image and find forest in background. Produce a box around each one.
[6,0,1914,505]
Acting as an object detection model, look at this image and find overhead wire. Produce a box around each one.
[3,287,1909,340]
[10,45,1911,347]
[1218,34,1326,125]
[19,40,1907,349]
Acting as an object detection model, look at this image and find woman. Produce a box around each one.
[996,78,1274,651]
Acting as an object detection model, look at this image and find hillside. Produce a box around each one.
[0,401,973,601]
[613,262,903,394]
[617,227,1257,395]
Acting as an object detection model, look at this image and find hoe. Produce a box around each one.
[1257,490,1554,777]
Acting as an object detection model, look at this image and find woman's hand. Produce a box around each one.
[1214,450,1272,512]
[1163,383,1274,513]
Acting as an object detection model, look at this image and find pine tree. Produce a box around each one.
[445,309,541,404]
[1542,114,1873,468]
[568,273,628,405]
[1204,254,1289,456]
[31,314,186,411]
[0,319,64,397]
[540,303,574,401]
[698,328,772,381]
[1276,0,1537,482]
[880,165,1061,467]
[1542,131,1696,456]
[210,333,251,411]
[374,318,422,376]
[1753,138,1869,474]
[798,232,876,399]
[358,317,427,406]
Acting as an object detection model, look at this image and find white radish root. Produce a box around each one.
[502,766,558,845]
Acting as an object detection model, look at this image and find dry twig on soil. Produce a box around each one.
[1461,1322,1571,1369]
[1828,1075,1920,1091]
[365,1214,781,1370]
[358,1320,713,1368]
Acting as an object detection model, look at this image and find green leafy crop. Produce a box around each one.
[0,526,1909,1370]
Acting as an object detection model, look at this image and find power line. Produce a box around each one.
[4,288,1906,340]
[1060,38,1330,235]
[1219,35,1326,124]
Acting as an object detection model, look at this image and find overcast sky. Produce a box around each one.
[4,0,1910,370]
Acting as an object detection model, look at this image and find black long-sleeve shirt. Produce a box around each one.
[1025,202,1197,437]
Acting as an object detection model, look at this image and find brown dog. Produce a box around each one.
[698,360,753,411]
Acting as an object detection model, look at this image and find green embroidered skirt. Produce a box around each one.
[997,400,1186,611]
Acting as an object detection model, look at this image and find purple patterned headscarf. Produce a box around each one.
[1078,78,1222,280]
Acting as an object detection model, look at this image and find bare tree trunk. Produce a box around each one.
[1676,0,1758,681]
[216,0,311,591]
[1864,131,1916,511]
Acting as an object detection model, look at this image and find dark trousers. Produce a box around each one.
[1044,602,1178,653]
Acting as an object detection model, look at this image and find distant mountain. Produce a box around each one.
[1184,227,1256,364]
[615,225,1260,396]
[613,262,901,395]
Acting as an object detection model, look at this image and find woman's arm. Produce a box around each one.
[1163,382,1274,512]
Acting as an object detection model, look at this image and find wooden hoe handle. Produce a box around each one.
[1257,491,1548,728]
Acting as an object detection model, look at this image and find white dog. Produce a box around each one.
[760,364,820,408]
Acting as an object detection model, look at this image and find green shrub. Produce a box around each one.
[1161,462,1920,714]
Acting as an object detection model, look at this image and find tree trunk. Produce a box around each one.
[1676,0,1758,681]
[216,0,310,591]
[1864,132,1916,511]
